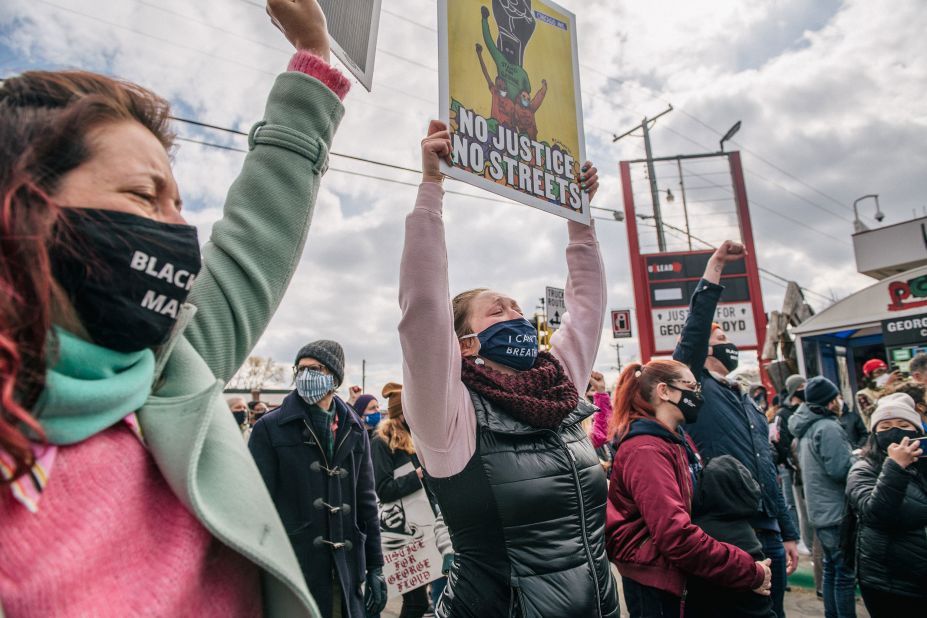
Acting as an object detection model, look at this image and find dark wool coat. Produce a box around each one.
[249,392,384,618]
[846,457,927,597]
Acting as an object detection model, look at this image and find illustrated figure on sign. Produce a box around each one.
[491,0,536,66]
[476,43,516,128]
[479,5,531,102]
[379,502,424,552]
[514,79,547,140]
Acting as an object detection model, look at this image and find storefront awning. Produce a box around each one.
[792,265,927,338]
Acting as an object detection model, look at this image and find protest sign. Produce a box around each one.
[438,0,589,223]
[319,0,382,91]
[379,463,443,597]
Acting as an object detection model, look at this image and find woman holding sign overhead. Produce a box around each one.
[398,120,618,617]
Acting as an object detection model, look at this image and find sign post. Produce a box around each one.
[545,286,565,331]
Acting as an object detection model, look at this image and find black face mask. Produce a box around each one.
[51,208,202,352]
[711,342,740,373]
[876,428,921,452]
[666,384,704,424]
[232,411,246,426]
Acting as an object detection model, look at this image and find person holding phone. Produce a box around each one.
[846,393,927,616]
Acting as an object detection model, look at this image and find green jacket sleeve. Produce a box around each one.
[184,72,344,382]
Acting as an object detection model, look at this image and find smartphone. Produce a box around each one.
[914,436,927,458]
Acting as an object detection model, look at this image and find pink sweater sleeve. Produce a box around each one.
[398,183,477,478]
[591,392,612,449]
[287,51,351,100]
[549,220,608,396]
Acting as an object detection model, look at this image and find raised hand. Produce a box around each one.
[266,0,330,61]
[589,371,607,394]
[888,436,923,468]
[421,120,452,184]
[580,161,599,202]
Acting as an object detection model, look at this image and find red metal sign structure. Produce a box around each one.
[621,151,767,362]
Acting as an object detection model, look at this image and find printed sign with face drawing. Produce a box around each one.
[438,0,589,222]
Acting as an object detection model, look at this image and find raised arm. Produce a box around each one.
[184,1,350,382]
[549,164,605,393]
[530,79,548,112]
[475,44,494,90]
[672,241,744,376]
[398,121,476,478]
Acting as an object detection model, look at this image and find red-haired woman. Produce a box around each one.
[605,360,772,617]
[0,2,367,617]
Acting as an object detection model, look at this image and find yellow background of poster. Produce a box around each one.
[440,0,588,222]
[446,0,579,158]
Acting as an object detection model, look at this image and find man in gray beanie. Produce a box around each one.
[788,376,857,617]
[249,340,388,618]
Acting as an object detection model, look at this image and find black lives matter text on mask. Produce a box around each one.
[452,106,582,208]
[130,250,197,319]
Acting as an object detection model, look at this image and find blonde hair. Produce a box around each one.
[377,416,416,455]
[452,288,489,338]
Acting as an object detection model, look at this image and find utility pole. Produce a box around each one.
[614,343,623,373]
[614,104,673,252]
[361,359,366,392]
[676,158,692,250]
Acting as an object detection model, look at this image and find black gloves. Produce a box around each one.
[364,567,387,614]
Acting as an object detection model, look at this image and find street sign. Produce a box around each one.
[651,302,757,352]
[611,309,632,339]
[545,286,566,332]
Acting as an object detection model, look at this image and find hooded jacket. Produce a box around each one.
[788,403,855,528]
[606,419,765,597]
[846,456,927,597]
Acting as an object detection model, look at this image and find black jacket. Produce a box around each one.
[846,456,927,597]
[674,279,800,541]
[773,403,799,469]
[249,392,384,618]
[428,392,619,618]
[369,434,422,503]
[838,406,869,449]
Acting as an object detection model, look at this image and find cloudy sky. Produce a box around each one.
[2,0,925,395]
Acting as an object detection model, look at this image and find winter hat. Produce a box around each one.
[805,376,840,407]
[381,382,404,419]
[785,374,806,400]
[353,393,376,416]
[863,358,888,377]
[870,393,923,431]
[294,340,345,386]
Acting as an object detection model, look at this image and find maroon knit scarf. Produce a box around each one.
[460,352,579,429]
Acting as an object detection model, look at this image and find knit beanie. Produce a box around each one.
[294,340,345,386]
[382,382,404,419]
[785,374,806,400]
[353,393,376,416]
[805,376,840,407]
[870,393,923,430]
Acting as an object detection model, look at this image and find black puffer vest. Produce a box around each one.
[427,392,619,618]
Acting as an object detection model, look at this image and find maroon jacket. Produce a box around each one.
[605,419,765,597]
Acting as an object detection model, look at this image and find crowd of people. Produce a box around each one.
[2,1,926,617]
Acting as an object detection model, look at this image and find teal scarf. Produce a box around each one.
[34,328,155,445]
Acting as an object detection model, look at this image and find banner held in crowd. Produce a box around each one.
[438,0,589,223]
[379,462,443,597]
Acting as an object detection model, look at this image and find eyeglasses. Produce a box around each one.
[666,381,702,396]
[293,364,329,377]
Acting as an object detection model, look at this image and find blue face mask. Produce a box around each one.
[296,369,335,405]
[467,317,539,371]
[365,412,382,428]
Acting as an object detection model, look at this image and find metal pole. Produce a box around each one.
[676,158,692,251]
[642,118,666,252]
[615,343,623,373]
[361,359,366,392]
